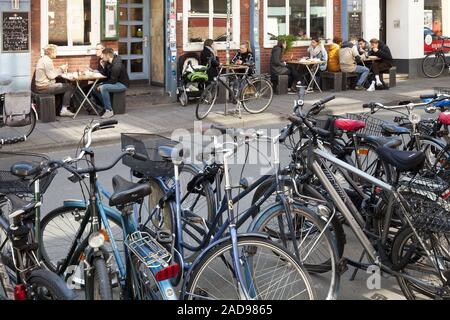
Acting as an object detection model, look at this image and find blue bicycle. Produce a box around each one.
[37,121,178,300]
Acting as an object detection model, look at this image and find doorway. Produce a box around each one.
[119,0,150,81]
[379,0,387,42]
[150,1,165,86]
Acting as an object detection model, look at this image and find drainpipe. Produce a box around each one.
[249,0,261,74]
[166,0,178,102]
[341,0,348,41]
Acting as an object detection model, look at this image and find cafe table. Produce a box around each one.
[60,72,107,119]
[362,55,381,67]
[287,59,326,93]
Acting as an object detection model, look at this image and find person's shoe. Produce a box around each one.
[376,81,384,87]
[59,108,75,117]
[355,85,365,91]
[367,81,376,92]
[287,88,297,95]
[101,110,114,119]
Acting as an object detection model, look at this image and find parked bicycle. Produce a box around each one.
[422,36,450,78]
[0,75,37,143]
[196,65,274,120]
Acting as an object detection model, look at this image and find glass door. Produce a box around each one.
[119,0,150,80]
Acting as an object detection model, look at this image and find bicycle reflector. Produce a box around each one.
[14,284,27,300]
[155,264,180,282]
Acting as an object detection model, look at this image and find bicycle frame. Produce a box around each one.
[308,144,449,290]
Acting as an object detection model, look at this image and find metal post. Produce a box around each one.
[166,0,178,102]
[250,0,261,74]
[341,0,349,41]
[226,0,231,65]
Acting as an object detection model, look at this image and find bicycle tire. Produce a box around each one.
[39,205,124,273]
[196,83,218,120]
[422,52,446,78]
[27,269,75,300]
[248,203,340,300]
[250,177,346,259]
[242,78,273,114]
[391,227,450,300]
[0,108,37,140]
[184,236,316,300]
[86,257,113,300]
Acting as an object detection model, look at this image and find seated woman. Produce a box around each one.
[307,38,328,71]
[200,39,220,82]
[270,39,302,94]
[35,44,76,117]
[231,41,254,66]
[327,37,342,72]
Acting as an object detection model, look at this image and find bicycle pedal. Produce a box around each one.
[157,230,173,244]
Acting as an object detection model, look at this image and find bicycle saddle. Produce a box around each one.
[439,112,450,125]
[359,135,402,149]
[10,161,41,179]
[6,194,39,219]
[334,119,366,132]
[376,147,425,172]
[381,123,410,135]
[109,176,152,208]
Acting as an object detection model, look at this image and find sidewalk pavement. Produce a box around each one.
[4,75,449,153]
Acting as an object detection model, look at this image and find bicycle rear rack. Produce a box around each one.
[124,232,172,269]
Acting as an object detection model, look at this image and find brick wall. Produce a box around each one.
[30,1,119,75]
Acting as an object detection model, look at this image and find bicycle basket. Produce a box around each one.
[417,120,436,137]
[121,133,180,178]
[346,113,388,137]
[0,151,55,195]
[398,174,450,233]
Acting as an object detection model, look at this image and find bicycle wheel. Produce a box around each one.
[39,206,124,276]
[391,227,450,300]
[242,78,273,114]
[196,83,218,120]
[249,203,340,300]
[86,257,113,300]
[416,136,449,174]
[185,236,316,300]
[422,52,446,78]
[0,108,36,140]
[26,269,75,300]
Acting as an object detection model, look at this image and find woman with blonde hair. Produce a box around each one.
[232,41,254,65]
[35,44,76,117]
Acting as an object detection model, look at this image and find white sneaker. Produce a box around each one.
[60,108,75,117]
[367,81,376,92]
[376,81,383,87]
[101,110,114,119]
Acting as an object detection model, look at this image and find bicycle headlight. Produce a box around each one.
[88,232,105,249]
[409,113,421,125]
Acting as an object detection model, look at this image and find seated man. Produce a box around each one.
[369,38,394,89]
[270,39,302,94]
[95,43,108,77]
[96,48,129,119]
[35,44,76,117]
[339,42,369,91]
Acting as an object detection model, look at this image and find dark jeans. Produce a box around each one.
[281,65,304,89]
[37,83,76,113]
[372,61,393,75]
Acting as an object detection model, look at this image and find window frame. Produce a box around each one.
[183,0,241,52]
[263,0,333,48]
[40,0,101,56]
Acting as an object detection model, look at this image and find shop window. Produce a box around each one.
[424,0,450,53]
[183,0,240,51]
[42,0,101,55]
[265,0,332,47]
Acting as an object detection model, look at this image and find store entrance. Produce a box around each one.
[379,0,387,42]
[150,1,165,86]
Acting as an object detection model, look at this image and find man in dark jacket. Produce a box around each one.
[200,39,220,82]
[270,40,302,93]
[96,48,129,118]
[369,39,394,88]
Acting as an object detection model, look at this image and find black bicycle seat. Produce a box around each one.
[10,161,41,179]
[359,135,402,149]
[6,194,38,219]
[109,176,152,208]
[376,147,425,172]
[381,123,410,135]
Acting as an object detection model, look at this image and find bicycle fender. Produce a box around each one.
[180,233,269,299]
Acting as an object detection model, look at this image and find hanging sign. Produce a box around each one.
[102,0,119,40]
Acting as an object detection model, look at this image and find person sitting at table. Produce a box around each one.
[307,38,328,71]
[339,41,370,91]
[200,39,220,82]
[357,38,370,57]
[270,39,302,94]
[327,37,342,72]
[95,43,108,78]
[369,38,394,89]
[35,44,76,117]
[96,48,129,119]
[232,41,254,66]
